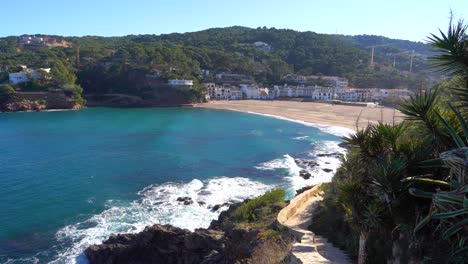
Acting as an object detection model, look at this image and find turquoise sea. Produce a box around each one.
[0,107,345,263]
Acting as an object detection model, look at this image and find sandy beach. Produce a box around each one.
[195,100,404,131]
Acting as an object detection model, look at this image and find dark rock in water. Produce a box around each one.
[338,142,351,149]
[307,161,319,167]
[317,152,341,158]
[299,170,312,179]
[177,196,193,205]
[325,162,331,164]
[198,201,206,206]
[296,185,315,196]
[198,190,212,196]
[211,203,229,212]
[85,224,226,264]
[322,168,333,173]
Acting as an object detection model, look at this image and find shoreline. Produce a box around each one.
[219,108,355,137]
[195,100,404,132]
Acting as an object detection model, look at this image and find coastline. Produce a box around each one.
[195,100,403,132]
[0,107,82,114]
[3,104,355,263]
[226,108,354,137]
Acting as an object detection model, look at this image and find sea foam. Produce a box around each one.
[48,177,271,264]
[255,141,346,194]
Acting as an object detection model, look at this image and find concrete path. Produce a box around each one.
[278,186,350,264]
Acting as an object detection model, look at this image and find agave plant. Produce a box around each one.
[407,105,468,261]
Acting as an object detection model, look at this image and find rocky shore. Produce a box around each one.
[0,92,82,112]
[85,195,294,264]
[293,151,342,180]
[84,93,203,108]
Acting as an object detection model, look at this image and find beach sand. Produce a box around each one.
[195,100,404,131]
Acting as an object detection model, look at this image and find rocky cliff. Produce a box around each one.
[0,92,82,112]
[85,198,294,264]
[86,225,227,264]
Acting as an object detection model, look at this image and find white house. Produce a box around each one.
[312,87,335,100]
[9,67,51,85]
[370,89,415,101]
[240,84,261,99]
[168,79,193,86]
[307,75,349,88]
[335,88,372,102]
[9,72,29,84]
[202,83,243,100]
[253,41,272,52]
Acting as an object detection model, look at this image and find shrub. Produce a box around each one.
[0,84,15,102]
[250,238,292,264]
[229,189,285,223]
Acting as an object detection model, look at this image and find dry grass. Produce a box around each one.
[249,237,293,264]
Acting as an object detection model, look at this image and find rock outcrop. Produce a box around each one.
[85,225,226,264]
[1,92,81,112]
[85,199,294,264]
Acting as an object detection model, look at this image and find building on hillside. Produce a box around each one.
[203,83,217,99]
[334,88,372,102]
[312,87,335,100]
[19,35,70,48]
[306,75,349,88]
[270,86,281,99]
[202,83,243,100]
[168,79,193,87]
[282,74,306,85]
[253,41,272,52]
[9,72,29,84]
[273,85,332,99]
[9,67,51,85]
[239,84,269,99]
[215,73,254,84]
[370,89,415,101]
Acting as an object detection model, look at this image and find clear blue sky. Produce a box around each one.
[2,0,466,41]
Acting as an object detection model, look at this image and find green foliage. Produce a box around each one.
[0,84,15,102]
[229,189,285,224]
[0,72,8,83]
[50,60,77,85]
[315,18,468,263]
[0,27,440,101]
[428,19,468,77]
[258,229,280,241]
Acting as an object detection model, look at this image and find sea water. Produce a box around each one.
[0,107,347,263]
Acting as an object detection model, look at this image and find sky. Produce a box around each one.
[1,0,467,42]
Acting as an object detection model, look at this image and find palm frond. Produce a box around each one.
[427,19,468,76]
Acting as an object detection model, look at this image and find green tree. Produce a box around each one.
[0,84,15,102]
[50,60,77,85]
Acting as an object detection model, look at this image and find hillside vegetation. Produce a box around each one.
[0,27,438,101]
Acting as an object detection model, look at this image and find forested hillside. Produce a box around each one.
[0,26,439,98]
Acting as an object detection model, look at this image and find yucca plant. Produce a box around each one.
[407,105,468,262]
[428,17,468,108]
[402,16,468,262]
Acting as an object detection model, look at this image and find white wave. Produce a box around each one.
[287,141,346,191]
[255,140,347,194]
[255,154,301,177]
[227,110,355,137]
[292,136,309,140]
[49,177,272,264]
